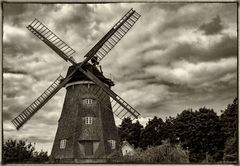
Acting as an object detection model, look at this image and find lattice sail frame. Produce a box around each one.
[27,19,76,62]
[90,86,140,120]
[85,8,141,64]
[11,75,64,129]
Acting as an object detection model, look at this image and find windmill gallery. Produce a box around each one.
[11,9,141,163]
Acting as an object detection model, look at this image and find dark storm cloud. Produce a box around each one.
[3,3,28,26]
[114,33,237,89]
[146,79,181,88]
[156,5,206,34]
[54,4,93,39]
[139,44,167,57]
[199,15,224,35]
[3,3,59,26]
[208,35,237,59]
[122,66,237,117]
[171,72,237,96]
[3,111,13,122]
[152,34,237,65]
[4,80,32,99]
[3,67,28,75]
[3,65,41,81]
[138,71,237,118]
[3,103,25,121]
[157,3,187,11]
[140,102,166,115]
[187,35,236,61]
[3,3,27,15]
[3,38,34,58]
[135,3,187,17]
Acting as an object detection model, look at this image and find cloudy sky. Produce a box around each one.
[3,2,237,153]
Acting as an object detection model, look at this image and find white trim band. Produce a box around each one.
[65,81,95,88]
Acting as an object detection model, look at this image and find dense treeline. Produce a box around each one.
[3,98,237,163]
[3,139,49,163]
[118,97,238,163]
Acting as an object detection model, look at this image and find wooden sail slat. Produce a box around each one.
[11,75,65,130]
[82,9,141,66]
[27,19,76,63]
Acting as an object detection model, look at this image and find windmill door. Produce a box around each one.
[85,141,93,156]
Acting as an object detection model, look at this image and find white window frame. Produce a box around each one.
[108,140,116,149]
[60,139,66,149]
[86,99,93,104]
[85,117,93,124]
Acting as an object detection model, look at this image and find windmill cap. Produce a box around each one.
[65,63,114,87]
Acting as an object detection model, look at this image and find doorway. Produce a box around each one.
[84,141,93,156]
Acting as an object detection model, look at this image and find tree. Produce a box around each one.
[3,139,49,163]
[220,97,238,162]
[173,108,225,162]
[118,117,143,148]
[129,120,143,148]
[220,97,238,139]
[223,131,237,162]
[164,116,176,143]
[117,98,238,163]
[140,116,167,148]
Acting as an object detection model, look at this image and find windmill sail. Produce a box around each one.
[79,68,140,120]
[82,8,141,65]
[110,96,140,120]
[27,19,77,64]
[91,86,140,120]
[11,75,64,130]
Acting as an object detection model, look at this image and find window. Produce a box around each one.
[85,117,93,124]
[108,140,116,149]
[60,139,66,149]
[86,99,93,104]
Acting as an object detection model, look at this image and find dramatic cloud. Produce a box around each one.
[3,2,237,153]
[3,67,28,75]
[199,15,224,35]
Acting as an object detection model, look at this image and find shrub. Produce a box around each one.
[3,139,49,163]
[116,141,189,163]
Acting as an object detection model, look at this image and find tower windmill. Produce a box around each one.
[11,8,141,163]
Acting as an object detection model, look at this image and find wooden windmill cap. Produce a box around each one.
[65,63,114,87]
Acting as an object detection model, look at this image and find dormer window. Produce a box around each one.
[84,117,93,124]
[86,99,93,104]
[83,98,93,105]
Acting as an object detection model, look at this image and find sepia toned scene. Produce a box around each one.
[2,2,238,164]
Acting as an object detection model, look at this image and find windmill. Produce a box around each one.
[11,8,141,163]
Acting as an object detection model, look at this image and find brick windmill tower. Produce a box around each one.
[11,9,141,163]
